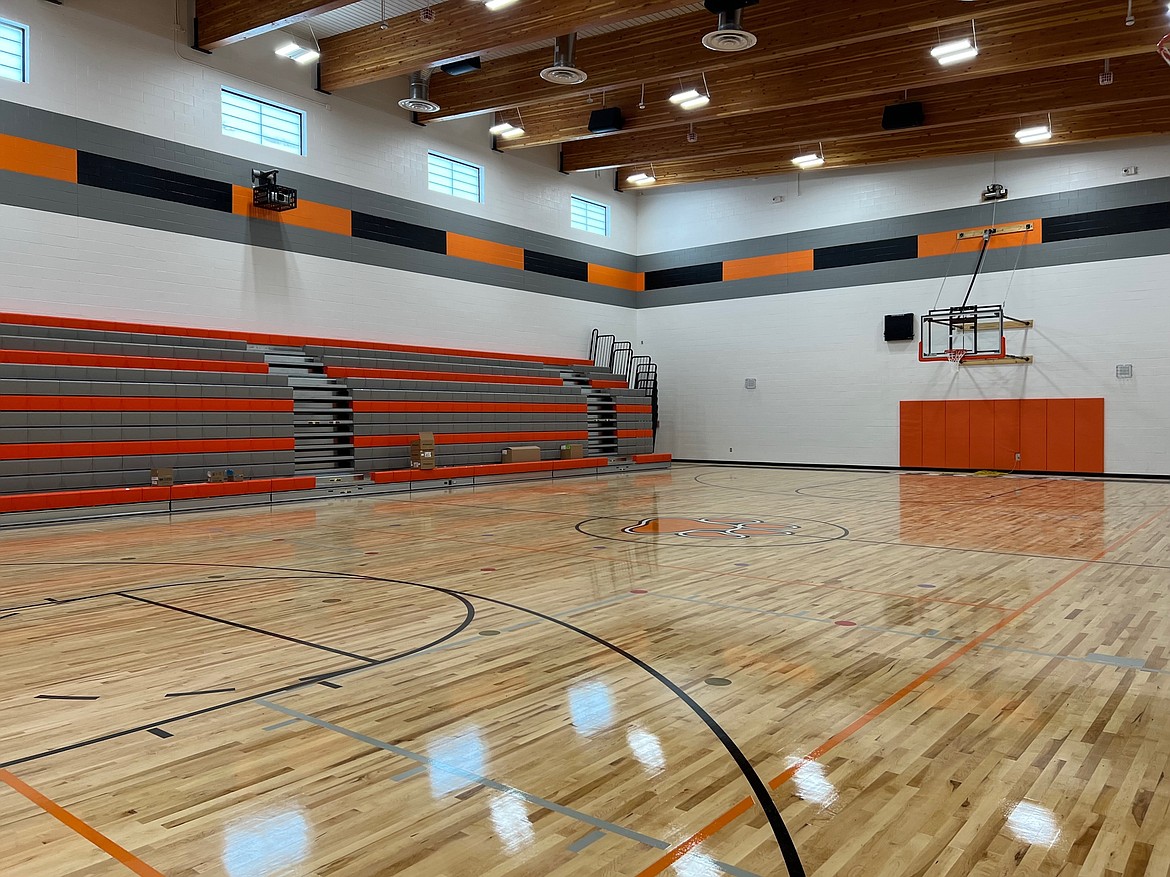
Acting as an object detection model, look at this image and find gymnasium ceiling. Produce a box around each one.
[195,1,1170,190]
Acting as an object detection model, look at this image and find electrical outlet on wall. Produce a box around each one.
[1015,452,1022,461]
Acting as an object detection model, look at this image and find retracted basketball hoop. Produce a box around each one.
[1159,34,1170,67]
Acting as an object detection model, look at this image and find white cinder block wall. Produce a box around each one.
[0,0,635,356]
[636,144,1170,475]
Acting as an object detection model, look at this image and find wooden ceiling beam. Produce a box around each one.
[501,6,1168,152]
[194,0,356,50]
[561,56,1166,172]
[621,102,1170,190]
[318,0,694,92]
[425,0,1071,121]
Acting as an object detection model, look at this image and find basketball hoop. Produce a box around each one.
[1159,34,1170,67]
[945,348,967,370]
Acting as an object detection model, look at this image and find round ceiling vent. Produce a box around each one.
[398,96,441,113]
[702,27,756,52]
[540,64,588,85]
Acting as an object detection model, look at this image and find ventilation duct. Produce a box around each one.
[702,0,759,52]
[398,70,440,113]
[540,34,588,85]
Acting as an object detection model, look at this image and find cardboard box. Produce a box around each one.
[559,444,585,460]
[150,468,174,486]
[225,469,245,482]
[207,470,226,483]
[411,432,437,470]
[502,446,542,463]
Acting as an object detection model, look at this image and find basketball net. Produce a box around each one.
[1160,34,1170,67]
[945,348,966,371]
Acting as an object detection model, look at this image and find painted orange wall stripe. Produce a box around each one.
[0,349,268,374]
[326,366,563,386]
[0,133,78,183]
[722,249,814,282]
[617,429,654,438]
[617,404,654,414]
[0,769,165,876]
[588,264,645,292]
[446,232,525,270]
[0,437,295,461]
[356,431,588,448]
[634,507,1166,877]
[230,186,351,236]
[0,395,293,412]
[353,401,586,413]
[918,219,1043,259]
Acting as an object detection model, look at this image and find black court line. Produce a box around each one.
[0,559,804,877]
[165,688,237,698]
[119,592,380,663]
[35,695,100,701]
[0,574,475,771]
[0,613,17,621]
[147,728,173,739]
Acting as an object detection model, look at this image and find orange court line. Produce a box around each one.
[634,505,1168,877]
[0,769,165,876]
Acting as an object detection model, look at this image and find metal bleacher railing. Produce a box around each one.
[589,329,659,439]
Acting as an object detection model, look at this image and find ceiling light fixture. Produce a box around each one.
[275,39,319,64]
[931,21,979,66]
[670,73,712,110]
[626,165,657,185]
[792,143,825,169]
[1015,115,1053,144]
[485,0,519,10]
[489,108,525,140]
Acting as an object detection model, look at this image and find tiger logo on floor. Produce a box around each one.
[621,517,801,539]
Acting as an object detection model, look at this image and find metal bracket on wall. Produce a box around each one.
[956,222,1034,240]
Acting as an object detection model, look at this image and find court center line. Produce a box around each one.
[633,505,1169,877]
[0,769,164,877]
[254,699,759,877]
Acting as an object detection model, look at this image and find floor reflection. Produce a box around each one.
[222,807,310,877]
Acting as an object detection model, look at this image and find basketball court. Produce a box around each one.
[3,464,1167,876]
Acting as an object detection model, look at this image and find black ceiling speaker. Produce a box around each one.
[882,101,925,130]
[588,107,624,134]
[441,57,481,76]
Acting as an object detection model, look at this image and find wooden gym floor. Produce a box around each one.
[1,464,1168,877]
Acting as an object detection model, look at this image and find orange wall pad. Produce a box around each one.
[0,133,78,183]
[446,233,525,270]
[900,397,1105,473]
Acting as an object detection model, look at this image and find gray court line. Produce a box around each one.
[262,718,300,732]
[391,765,427,782]
[567,830,606,852]
[256,699,761,877]
[256,699,668,849]
[648,592,1167,674]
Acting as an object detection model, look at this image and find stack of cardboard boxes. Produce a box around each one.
[412,433,437,469]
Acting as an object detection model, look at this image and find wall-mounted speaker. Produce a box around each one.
[881,102,925,131]
[588,107,624,134]
[884,313,915,341]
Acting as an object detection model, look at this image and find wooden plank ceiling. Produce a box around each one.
[223,0,1170,189]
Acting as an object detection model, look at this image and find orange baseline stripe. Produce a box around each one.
[635,506,1167,877]
[230,185,351,236]
[722,249,814,282]
[918,219,1043,259]
[0,770,164,876]
[446,232,525,270]
[0,133,78,183]
[588,264,645,292]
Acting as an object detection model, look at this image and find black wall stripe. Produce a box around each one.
[76,152,232,212]
[351,212,447,254]
[524,250,589,283]
[644,263,722,290]
[1042,201,1170,243]
[813,236,918,271]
